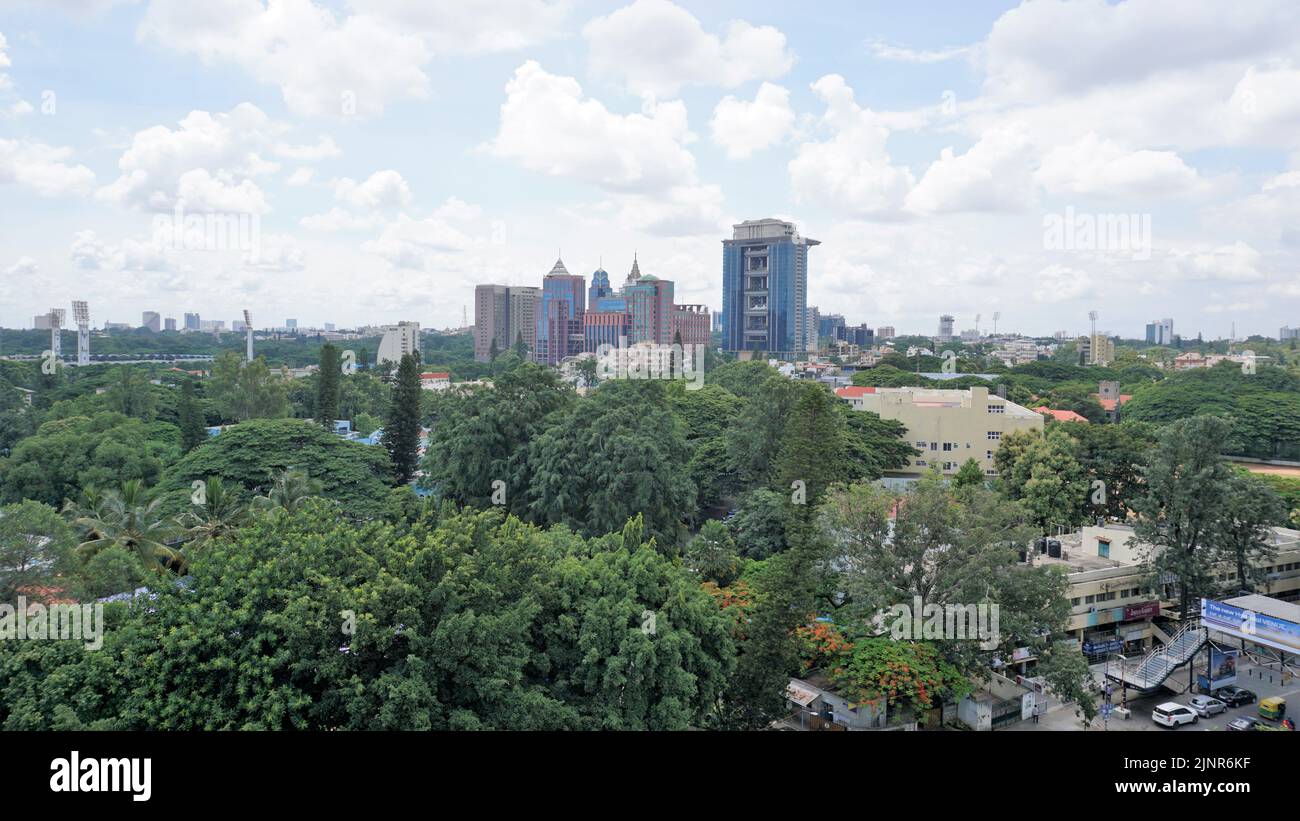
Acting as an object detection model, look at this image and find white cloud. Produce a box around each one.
[486,60,699,194]
[274,136,342,161]
[362,212,475,270]
[1032,264,1092,303]
[788,74,915,217]
[1172,241,1265,282]
[710,83,795,160]
[96,104,278,212]
[299,207,384,232]
[1036,133,1205,199]
[582,0,793,96]
[68,229,170,271]
[0,138,95,196]
[286,167,315,186]
[4,255,38,276]
[906,128,1037,214]
[138,0,432,119]
[139,0,569,119]
[866,39,974,64]
[332,170,412,209]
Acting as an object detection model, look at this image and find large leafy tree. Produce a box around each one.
[774,383,848,509]
[524,380,696,548]
[162,418,393,520]
[177,378,208,453]
[0,500,77,603]
[725,374,799,490]
[421,363,572,511]
[0,504,735,731]
[1215,472,1286,595]
[0,412,178,507]
[1131,415,1236,621]
[208,352,290,422]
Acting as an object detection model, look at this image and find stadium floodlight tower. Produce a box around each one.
[992,311,1001,336]
[72,300,90,366]
[1088,309,1099,339]
[48,308,66,360]
[244,309,253,362]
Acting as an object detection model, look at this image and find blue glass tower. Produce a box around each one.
[722,219,819,357]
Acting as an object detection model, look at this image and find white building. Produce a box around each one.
[378,321,421,365]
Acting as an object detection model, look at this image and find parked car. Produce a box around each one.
[1189,695,1227,717]
[1216,686,1257,707]
[1226,716,1259,731]
[1152,702,1199,728]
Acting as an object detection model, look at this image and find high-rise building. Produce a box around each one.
[1080,333,1115,366]
[840,324,875,347]
[877,326,896,340]
[33,313,52,330]
[184,312,200,331]
[536,259,586,365]
[324,322,336,332]
[1282,326,1300,341]
[142,311,161,332]
[671,304,711,348]
[588,266,613,305]
[805,306,820,352]
[937,315,954,342]
[475,284,541,361]
[164,317,177,331]
[286,318,298,331]
[722,218,819,357]
[1144,318,1174,345]
[818,313,846,342]
[584,310,628,352]
[378,321,421,365]
[624,267,674,345]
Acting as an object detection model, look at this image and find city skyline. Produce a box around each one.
[2,1,1299,339]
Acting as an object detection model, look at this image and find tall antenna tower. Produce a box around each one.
[48,308,66,360]
[72,300,90,366]
[243,309,254,362]
[992,311,1001,336]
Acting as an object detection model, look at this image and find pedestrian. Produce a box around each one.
[1033,703,1041,724]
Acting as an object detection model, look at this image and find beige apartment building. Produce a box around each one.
[834,385,1043,486]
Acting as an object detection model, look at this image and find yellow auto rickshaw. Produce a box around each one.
[1259,696,1286,721]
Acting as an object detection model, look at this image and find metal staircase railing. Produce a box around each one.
[1106,619,1207,693]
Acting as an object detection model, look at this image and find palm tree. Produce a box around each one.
[178,476,248,552]
[250,468,323,514]
[66,479,180,573]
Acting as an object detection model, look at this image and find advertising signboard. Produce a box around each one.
[1201,599,1300,654]
[1196,647,1239,692]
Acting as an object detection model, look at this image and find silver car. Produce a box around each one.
[1188,695,1227,718]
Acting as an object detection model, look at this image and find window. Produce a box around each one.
[915,441,927,449]
[915,460,927,467]
[987,404,1004,413]
[986,450,994,460]
[942,442,953,452]
[1098,538,1110,559]
[930,442,938,451]
[987,431,1001,440]
[1070,598,1081,607]
[1085,595,1096,604]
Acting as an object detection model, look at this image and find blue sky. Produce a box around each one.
[1,0,1298,340]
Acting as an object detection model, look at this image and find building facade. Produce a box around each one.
[834,385,1043,483]
[536,259,586,365]
[670,304,711,348]
[377,321,420,365]
[142,311,161,332]
[722,218,818,357]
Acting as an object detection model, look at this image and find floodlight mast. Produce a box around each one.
[72,300,90,366]
[244,309,253,362]
[48,308,66,360]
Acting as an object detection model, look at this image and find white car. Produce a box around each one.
[1152,702,1199,728]
[1188,695,1227,718]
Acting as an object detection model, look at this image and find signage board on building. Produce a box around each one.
[1201,599,1300,654]
[1196,647,1239,692]
[1123,601,1160,620]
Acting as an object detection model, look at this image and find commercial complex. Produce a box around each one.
[722,218,818,358]
[1144,318,1174,345]
[833,385,1043,485]
[474,284,540,362]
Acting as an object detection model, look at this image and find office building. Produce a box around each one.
[142,311,161,332]
[625,268,674,346]
[1281,326,1299,341]
[722,218,819,357]
[33,313,52,330]
[937,315,954,342]
[584,310,628,352]
[164,317,177,331]
[536,259,586,365]
[377,321,420,365]
[1144,318,1174,345]
[286,318,298,331]
[877,326,896,340]
[840,323,875,347]
[834,385,1043,486]
[589,266,613,305]
[475,284,541,362]
[184,312,200,331]
[818,313,846,343]
[671,304,711,348]
[1079,333,1115,366]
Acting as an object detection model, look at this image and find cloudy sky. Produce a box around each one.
[1,0,1298,339]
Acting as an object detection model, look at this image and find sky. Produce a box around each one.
[0,0,1298,340]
